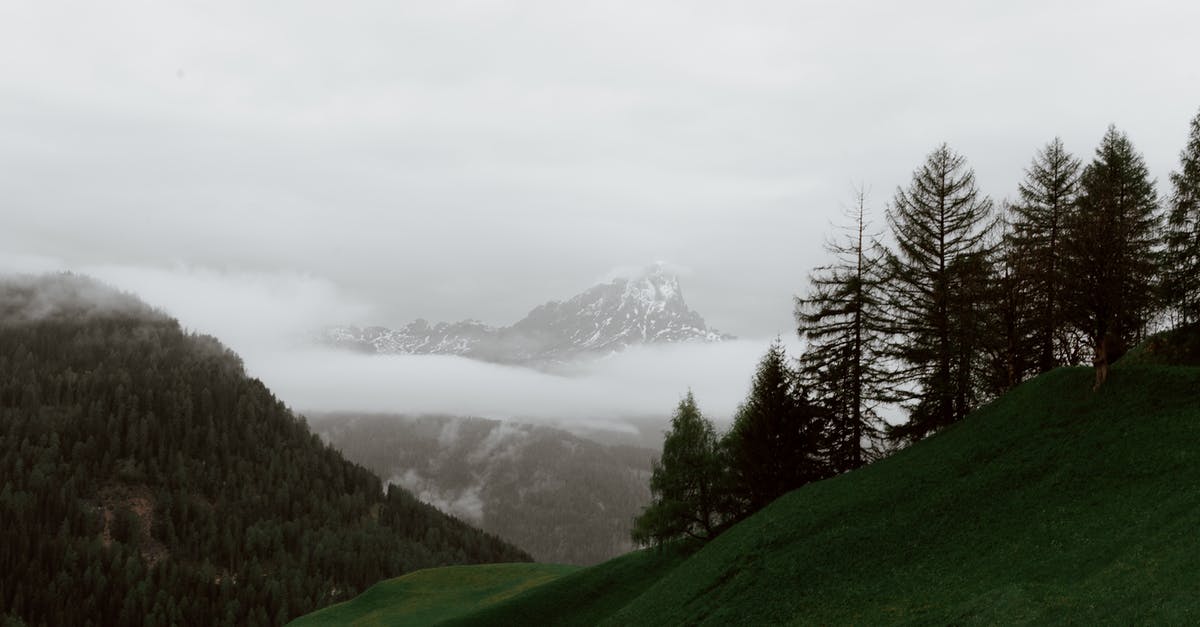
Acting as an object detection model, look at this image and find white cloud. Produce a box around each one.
[0,252,64,275]
[0,261,785,433]
[4,1,1197,339]
[4,2,1197,441]
[254,340,785,428]
[78,264,371,353]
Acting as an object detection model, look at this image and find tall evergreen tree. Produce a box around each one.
[1010,138,1083,371]
[979,212,1037,396]
[1062,125,1161,375]
[795,189,891,472]
[631,392,727,545]
[884,144,995,441]
[724,341,831,514]
[1164,109,1200,326]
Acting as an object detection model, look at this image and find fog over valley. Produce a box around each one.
[0,259,795,438]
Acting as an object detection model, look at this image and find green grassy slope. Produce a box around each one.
[288,563,578,627]
[456,364,1200,625]
[293,363,1200,625]
[439,542,692,627]
[1121,323,1200,367]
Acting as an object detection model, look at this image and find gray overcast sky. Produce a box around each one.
[3,1,1200,338]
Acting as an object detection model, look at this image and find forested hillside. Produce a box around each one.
[312,413,653,565]
[306,361,1200,625]
[0,274,529,627]
[629,113,1200,548]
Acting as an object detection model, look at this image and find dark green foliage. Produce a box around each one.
[1009,138,1085,371]
[634,344,837,547]
[110,505,142,545]
[631,392,727,545]
[0,274,529,627]
[795,190,892,471]
[724,341,831,514]
[1164,109,1200,325]
[884,144,995,441]
[1062,126,1162,354]
[977,217,1037,396]
[425,364,1200,625]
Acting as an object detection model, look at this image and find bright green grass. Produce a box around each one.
[295,364,1200,625]
[287,563,578,627]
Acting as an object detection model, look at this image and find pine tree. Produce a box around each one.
[884,144,995,441]
[1062,125,1162,374]
[631,392,726,545]
[1010,138,1083,371]
[979,211,1037,396]
[1164,109,1200,326]
[724,341,831,514]
[795,189,891,472]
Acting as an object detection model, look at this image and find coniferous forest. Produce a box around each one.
[0,275,529,627]
[634,110,1200,547]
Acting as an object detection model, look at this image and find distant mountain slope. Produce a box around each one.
[300,363,1200,625]
[311,413,655,566]
[324,265,732,365]
[0,274,529,627]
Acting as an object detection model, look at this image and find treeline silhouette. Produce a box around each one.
[0,274,529,627]
[635,108,1200,546]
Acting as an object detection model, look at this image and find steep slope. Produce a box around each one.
[305,362,1200,625]
[598,365,1200,625]
[325,265,731,365]
[311,413,654,565]
[0,274,529,627]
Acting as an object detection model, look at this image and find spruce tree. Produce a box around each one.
[884,144,995,441]
[724,341,831,514]
[1010,138,1082,371]
[795,189,891,472]
[1164,109,1200,326]
[631,392,726,545]
[979,212,1036,396]
[1062,126,1161,366]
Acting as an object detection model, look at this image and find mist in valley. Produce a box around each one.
[0,260,797,443]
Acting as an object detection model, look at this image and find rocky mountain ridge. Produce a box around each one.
[325,265,732,365]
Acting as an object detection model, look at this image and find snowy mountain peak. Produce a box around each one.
[324,267,732,366]
[623,264,682,308]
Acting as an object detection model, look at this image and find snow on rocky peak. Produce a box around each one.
[323,265,733,366]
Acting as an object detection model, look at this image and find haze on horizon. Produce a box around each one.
[2,1,1199,427]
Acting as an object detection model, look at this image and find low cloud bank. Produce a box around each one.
[0,261,798,434]
[255,339,794,426]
